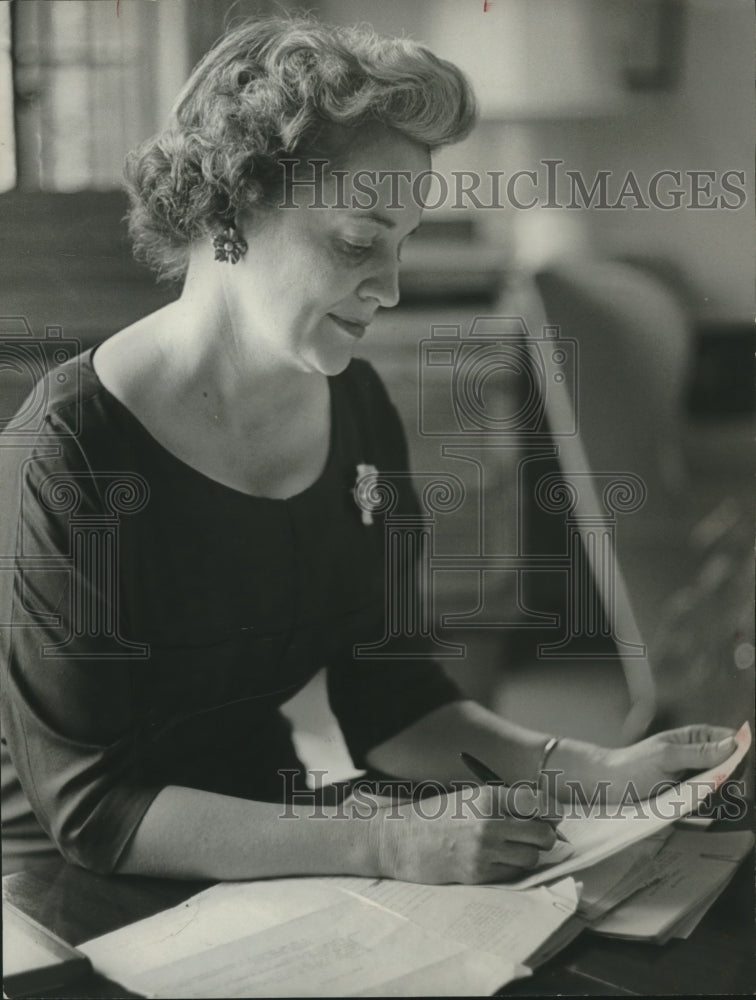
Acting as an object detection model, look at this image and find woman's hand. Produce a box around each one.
[599,724,737,800]
[367,784,557,885]
[551,724,738,804]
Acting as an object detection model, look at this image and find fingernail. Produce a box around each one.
[716,737,736,750]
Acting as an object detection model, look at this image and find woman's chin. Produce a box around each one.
[302,342,359,378]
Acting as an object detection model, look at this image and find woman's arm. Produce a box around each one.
[114,780,555,885]
[114,786,377,880]
[366,700,738,803]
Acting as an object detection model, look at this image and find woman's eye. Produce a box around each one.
[339,239,374,259]
[336,236,406,264]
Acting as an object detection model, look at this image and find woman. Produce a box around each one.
[0,16,735,883]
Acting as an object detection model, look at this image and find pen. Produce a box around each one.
[460,751,569,843]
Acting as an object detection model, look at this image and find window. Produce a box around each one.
[10,0,188,191]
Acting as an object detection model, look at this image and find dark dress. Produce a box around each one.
[0,349,461,874]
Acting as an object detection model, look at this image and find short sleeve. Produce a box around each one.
[326,361,463,766]
[0,409,161,874]
[327,660,463,768]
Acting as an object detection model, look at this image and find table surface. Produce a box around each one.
[3,846,754,998]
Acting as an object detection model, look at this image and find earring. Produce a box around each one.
[212,224,247,264]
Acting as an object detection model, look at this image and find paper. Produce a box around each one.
[571,830,673,921]
[330,875,579,964]
[352,950,524,998]
[79,726,749,994]
[79,879,350,984]
[508,721,751,889]
[2,904,92,994]
[123,897,524,998]
[591,829,754,942]
[80,875,580,998]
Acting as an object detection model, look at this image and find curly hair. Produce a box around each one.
[124,15,477,282]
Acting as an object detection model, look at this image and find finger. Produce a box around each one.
[661,724,736,746]
[664,735,737,773]
[480,863,524,884]
[475,836,542,874]
[497,816,557,851]
[489,784,561,840]
[489,782,550,821]
[494,842,540,870]
[504,783,544,819]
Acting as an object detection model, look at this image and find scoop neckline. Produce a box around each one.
[86,345,340,504]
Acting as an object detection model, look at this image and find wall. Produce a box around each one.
[536,0,753,322]
[315,0,753,323]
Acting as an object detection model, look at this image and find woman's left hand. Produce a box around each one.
[598,724,737,801]
[553,724,738,803]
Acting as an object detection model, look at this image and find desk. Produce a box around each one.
[3,850,754,998]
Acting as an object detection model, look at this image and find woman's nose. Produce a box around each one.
[358,255,400,309]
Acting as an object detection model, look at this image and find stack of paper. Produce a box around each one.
[571,830,673,921]
[333,874,582,966]
[80,876,580,998]
[78,723,751,996]
[3,905,92,997]
[590,829,754,943]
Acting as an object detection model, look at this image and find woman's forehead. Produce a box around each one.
[282,130,429,227]
[331,131,429,222]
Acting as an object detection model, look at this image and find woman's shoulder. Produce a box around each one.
[3,345,105,443]
[0,331,153,493]
[87,316,168,411]
[0,349,130,549]
[3,311,161,446]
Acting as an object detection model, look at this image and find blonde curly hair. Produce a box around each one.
[124,15,477,282]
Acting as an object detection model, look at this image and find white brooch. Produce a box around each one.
[354,463,379,525]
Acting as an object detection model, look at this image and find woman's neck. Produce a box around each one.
[152,277,322,436]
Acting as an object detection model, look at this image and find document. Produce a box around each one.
[80,879,350,987]
[116,896,524,998]
[330,875,579,963]
[508,720,751,889]
[591,829,754,942]
[80,876,579,998]
[79,725,749,996]
[571,830,673,921]
[2,904,92,997]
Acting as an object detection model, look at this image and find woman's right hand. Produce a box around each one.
[366,783,558,885]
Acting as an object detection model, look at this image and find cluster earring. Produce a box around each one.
[212,223,248,264]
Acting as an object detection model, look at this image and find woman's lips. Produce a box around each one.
[328,314,368,339]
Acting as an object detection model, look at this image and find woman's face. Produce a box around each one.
[226,128,429,376]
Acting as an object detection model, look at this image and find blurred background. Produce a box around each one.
[0,0,753,761]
